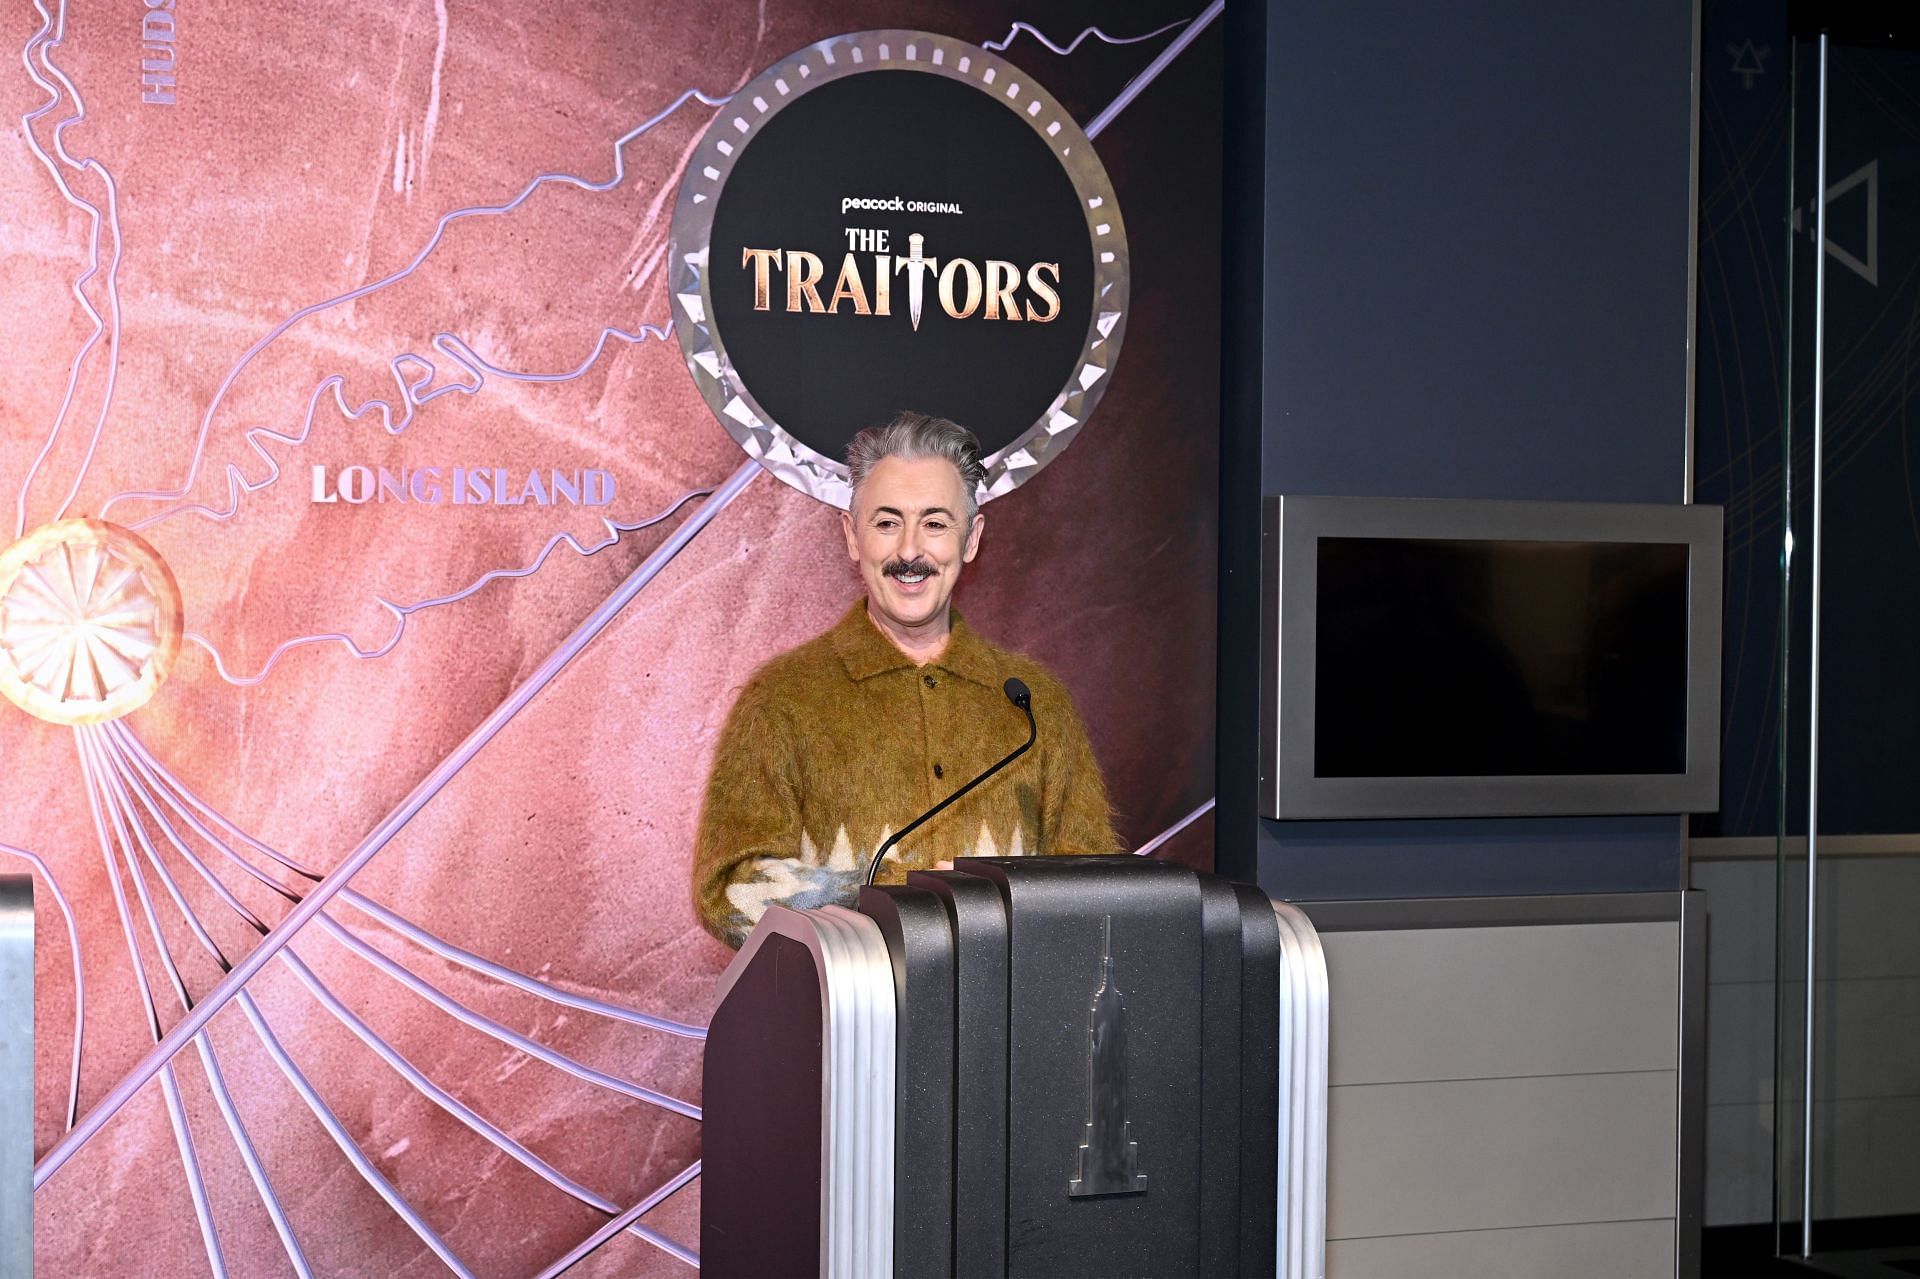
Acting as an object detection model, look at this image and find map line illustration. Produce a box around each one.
[982,17,1191,55]
[32,458,763,1193]
[129,320,681,534]
[80,714,704,1271]
[96,87,735,528]
[15,0,126,539]
[184,479,711,686]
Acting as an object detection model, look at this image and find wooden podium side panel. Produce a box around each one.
[1197,875,1246,1275]
[861,885,958,1279]
[911,869,1010,1279]
[1234,882,1282,1272]
[701,934,825,1278]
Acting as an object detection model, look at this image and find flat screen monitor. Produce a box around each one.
[1260,496,1722,819]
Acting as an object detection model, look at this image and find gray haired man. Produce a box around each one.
[690,410,1120,947]
[839,409,987,665]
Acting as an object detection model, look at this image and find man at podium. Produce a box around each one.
[692,411,1120,947]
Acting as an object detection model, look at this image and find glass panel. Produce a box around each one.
[1778,27,1920,1268]
[1776,33,1813,1257]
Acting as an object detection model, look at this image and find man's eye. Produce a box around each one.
[874,519,899,531]
[924,520,949,532]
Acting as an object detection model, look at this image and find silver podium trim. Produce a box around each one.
[718,904,897,1279]
[1273,900,1329,1279]
[1,875,31,1279]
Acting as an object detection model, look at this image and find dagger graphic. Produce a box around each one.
[894,233,938,331]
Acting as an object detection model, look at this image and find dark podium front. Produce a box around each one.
[702,856,1329,1279]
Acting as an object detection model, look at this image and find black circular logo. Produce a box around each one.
[669,31,1129,508]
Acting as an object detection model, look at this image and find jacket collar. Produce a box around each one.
[831,598,1000,689]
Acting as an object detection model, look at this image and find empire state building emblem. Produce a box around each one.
[1068,915,1149,1198]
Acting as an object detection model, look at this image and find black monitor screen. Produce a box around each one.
[1314,537,1690,778]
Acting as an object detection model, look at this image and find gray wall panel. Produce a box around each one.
[1799,1097,1920,1220]
[1692,852,1920,1223]
[1810,857,1920,978]
[1689,858,1774,985]
[1327,1071,1679,1241]
[1328,1218,1677,1279]
[1700,854,1920,984]
[1703,979,1772,1109]
[1773,979,1920,1103]
[1705,1102,1773,1227]
[1260,0,1692,504]
[1323,922,1679,1086]
[1722,1096,1920,1222]
[1254,0,1696,902]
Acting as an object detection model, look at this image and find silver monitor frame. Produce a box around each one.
[1260,495,1724,819]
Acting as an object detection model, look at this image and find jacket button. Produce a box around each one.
[933,762,944,778]
[923,673,937,688]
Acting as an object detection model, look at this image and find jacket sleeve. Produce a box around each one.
[1038,679,1124,855]
[692,676,858,947]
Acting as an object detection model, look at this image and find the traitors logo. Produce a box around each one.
[737,231,1064,329]
[668,29,1129,509]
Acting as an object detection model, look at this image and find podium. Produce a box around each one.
[702,856,1329,1279]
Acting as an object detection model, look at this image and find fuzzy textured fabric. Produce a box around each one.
[693,599,1121,947]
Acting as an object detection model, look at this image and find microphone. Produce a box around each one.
[863,677,1038,887]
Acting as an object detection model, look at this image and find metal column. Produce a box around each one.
[0,874,33,1277]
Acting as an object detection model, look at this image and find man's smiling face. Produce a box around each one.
[841,454,984,645]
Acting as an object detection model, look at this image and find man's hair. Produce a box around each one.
[845,411,987,520]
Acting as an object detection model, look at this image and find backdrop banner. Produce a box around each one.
[0,2,1220,1272]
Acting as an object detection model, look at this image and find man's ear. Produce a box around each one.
[842,507,859,562]
[962,511,985,563]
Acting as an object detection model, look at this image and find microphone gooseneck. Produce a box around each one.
[863,676,1038,887]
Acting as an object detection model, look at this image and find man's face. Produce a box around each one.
[841,454,985,635]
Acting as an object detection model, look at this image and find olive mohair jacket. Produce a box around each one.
[693,600,1122,948]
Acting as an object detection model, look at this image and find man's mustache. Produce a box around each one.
[883,558,937,579]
